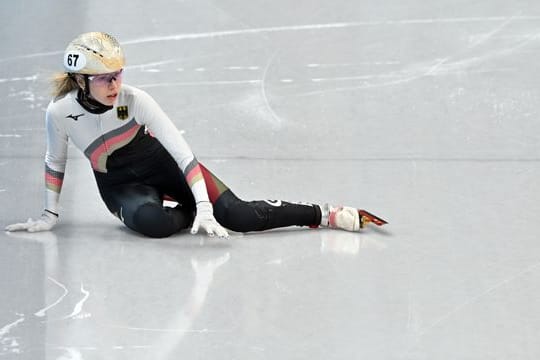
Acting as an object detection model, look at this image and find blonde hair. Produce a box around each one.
[51,73,80,99]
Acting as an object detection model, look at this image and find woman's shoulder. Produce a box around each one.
[119,84,156,105]
[47,90,77,114]
[120,84,149,98]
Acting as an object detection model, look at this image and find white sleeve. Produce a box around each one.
[133,89,210,203]
[44,106,68,214]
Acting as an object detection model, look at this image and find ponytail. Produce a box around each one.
[51,73,79,99]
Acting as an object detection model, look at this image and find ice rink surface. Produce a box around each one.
[1,0,540,359]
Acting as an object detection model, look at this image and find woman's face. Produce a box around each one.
[83,69,123,106]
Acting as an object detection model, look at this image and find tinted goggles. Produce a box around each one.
[88,69,123,86]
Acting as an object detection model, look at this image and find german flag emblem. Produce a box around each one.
[117,106,129,120]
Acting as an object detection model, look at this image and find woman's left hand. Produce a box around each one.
[191,202,229,238]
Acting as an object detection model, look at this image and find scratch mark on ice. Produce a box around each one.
[0,316,25,338]
[55,347,83,360]
[119,16,540,45]
[260,52,284,128]
[136,79,260,88]
[34,276,69,317]
[63,283,90,320]
[2,16,540,63]
[111,325,224,333]
[0,75,38,83]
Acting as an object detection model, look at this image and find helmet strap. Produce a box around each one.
[75,75,113,114]
[83,75,91,97]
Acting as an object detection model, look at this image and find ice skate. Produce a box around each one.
[321,204,387,231]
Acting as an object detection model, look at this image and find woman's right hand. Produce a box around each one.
[5,211,59,233]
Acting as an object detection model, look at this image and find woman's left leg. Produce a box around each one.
[199,164,322,232]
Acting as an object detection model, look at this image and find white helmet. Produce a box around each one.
[63,32,124,75]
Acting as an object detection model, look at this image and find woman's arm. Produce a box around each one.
[44,106,69,215]
[133,88,228,238]
[5,104,68,232]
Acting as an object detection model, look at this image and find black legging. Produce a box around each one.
[94,144,321,238]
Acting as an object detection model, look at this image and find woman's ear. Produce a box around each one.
[74,75,86,90]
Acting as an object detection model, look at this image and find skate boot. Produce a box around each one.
[320,204,388,231]
[321,204,362,231]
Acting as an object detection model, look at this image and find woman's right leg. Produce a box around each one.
[97,183,194,238]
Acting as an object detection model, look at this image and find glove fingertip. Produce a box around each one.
[219,228,229,238]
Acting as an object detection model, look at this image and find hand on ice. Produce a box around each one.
[190,201,229,238]
[5,211,58,233]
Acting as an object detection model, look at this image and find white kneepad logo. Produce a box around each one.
[264,200,282,207]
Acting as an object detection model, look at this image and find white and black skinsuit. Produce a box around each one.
[44,84,322,237]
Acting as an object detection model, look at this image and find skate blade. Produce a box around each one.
[358,210,388,227]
